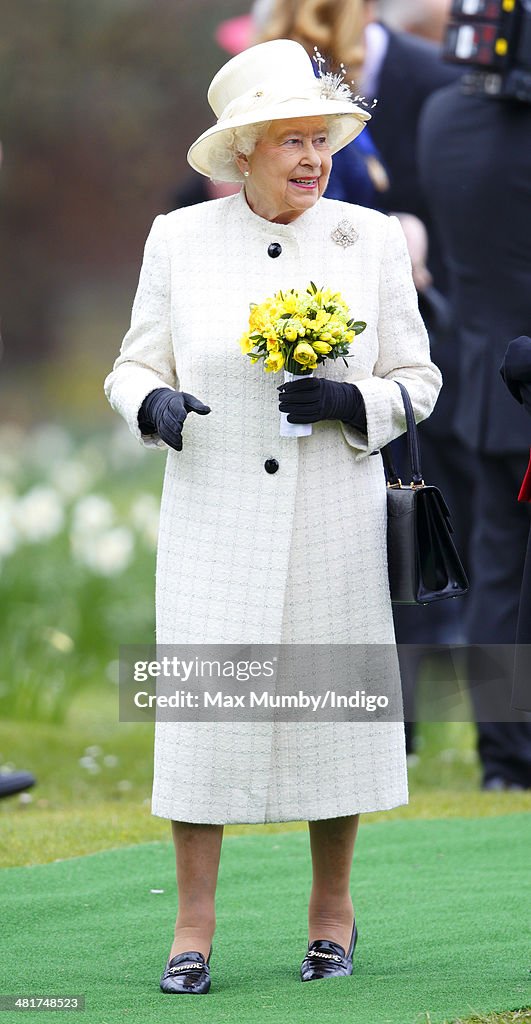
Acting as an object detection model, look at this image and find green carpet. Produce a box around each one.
[1,815,529,1024]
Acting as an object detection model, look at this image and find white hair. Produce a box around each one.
[208,115,347,183]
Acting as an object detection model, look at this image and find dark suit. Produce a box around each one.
[369,27,461,287]
[418,82,531,787]
[365,30,470,733]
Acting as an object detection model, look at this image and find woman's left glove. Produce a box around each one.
[278,377,367,433]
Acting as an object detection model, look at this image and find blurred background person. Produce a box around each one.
[501,335,531,716]
[376,0,452,43]
[418,1,531,789]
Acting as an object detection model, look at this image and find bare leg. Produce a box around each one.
[307,814,360,953]
[168,821,224,961]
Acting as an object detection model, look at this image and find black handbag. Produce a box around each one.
[381,381,469,605]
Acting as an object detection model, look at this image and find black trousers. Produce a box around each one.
[466,451,531,787]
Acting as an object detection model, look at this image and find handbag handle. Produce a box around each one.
[381,381,424,487]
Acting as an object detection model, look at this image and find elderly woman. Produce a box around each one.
[104,39,441,994]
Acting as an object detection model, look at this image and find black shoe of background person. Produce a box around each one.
[0,771,36,799]
[301,919,358,981]
[482,776,525,792]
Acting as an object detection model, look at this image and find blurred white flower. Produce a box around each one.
[71,494,115,534]
[24,424,73,467]
[72,526,134,576]
[0,495,18,558]
[130,494,159,547]
[117,779,132,792]
[106,659,120,685]
[50,459,94,500]
[79,754,102,773]
[18,792,33,804]
[85,745,102,757]
[14,486,64,542]
[103,754,119,768]
[79,756,97,769]
[42,627,74,653]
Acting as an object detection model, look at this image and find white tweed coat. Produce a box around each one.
[104,189,442,824]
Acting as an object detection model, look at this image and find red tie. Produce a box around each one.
[518,448,531,503]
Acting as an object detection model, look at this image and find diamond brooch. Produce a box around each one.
[331,220,359,248]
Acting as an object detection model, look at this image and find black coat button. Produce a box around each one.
[267,242,282,258]
[264,458,279,474]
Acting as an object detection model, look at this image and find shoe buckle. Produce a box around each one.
[307,950,343,962]
[168,961,205,974]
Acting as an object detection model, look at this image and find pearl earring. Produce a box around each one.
[243,170,250,178]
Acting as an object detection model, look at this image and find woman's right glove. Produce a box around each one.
[138,387,210,451]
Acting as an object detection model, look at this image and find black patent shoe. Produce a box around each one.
[160,947,212,994]
[301,921,357,982]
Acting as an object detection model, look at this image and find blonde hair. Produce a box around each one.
[254,0,367,76]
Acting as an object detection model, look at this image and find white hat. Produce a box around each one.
[187,39,371,181]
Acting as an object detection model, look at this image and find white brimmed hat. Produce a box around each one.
[187,39,371,181]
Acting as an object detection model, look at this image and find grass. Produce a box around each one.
[1,686,530,868]
[2,688,530,1024]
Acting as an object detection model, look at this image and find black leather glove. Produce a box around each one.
[500,336,531,417]
[278,377,367,433]
[138,387,210,451]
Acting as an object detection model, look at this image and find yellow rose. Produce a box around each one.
[249,306,269,333]
[319,332,332,342]
[293,341,318,370]
[312,340,332,355]
[345,330,356,343]
[240,333,254,354]
[265,350,284,373]
[314,310,331,330]
[281,294,299,315]
[284,325,298,342]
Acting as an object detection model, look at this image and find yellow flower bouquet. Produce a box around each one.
[239,283,366,437]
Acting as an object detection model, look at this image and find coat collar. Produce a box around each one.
[233,186,323,239]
